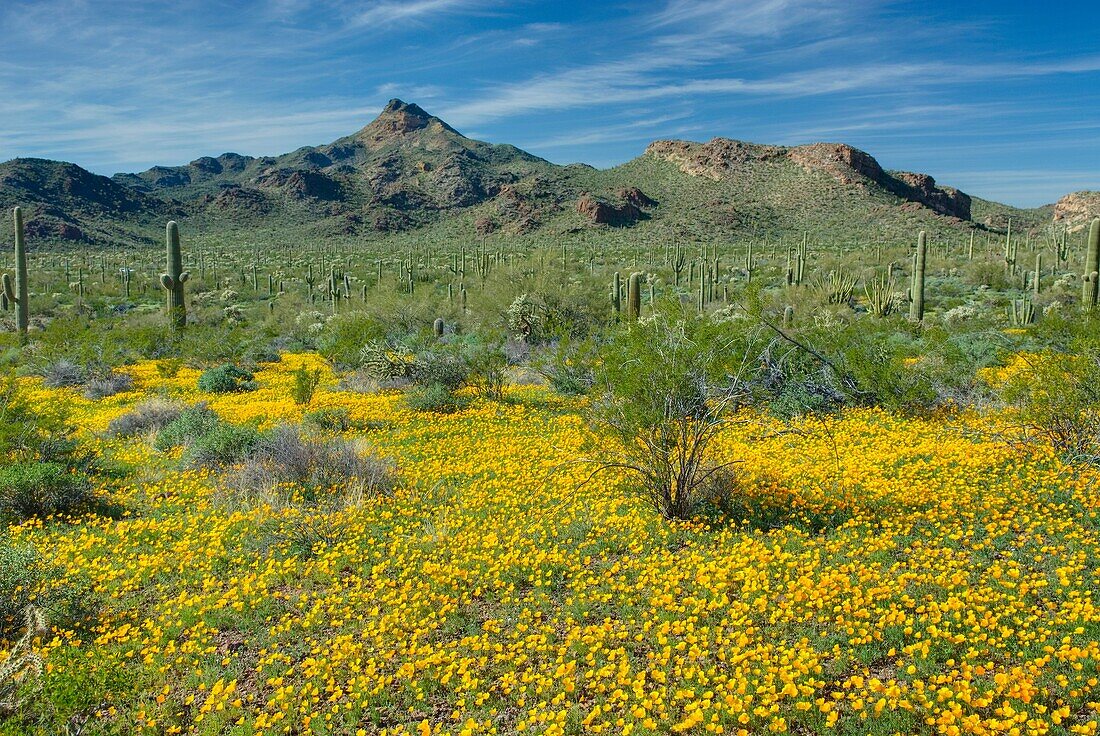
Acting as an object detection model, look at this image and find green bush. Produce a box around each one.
[197,364,257,394]
[154,404,221,451]
[302,407,355,433]
[0,462,94,519]
[535,337,598,396]
[588,308,751,519]
[464,343,508,400]
[405,383,468,414]
[316,312,386,369]
[0,540,99,640]
[290,365,322,405]
[410,350,468,391]
[153,403,263,468]
[995,347,1100,462]
[185,422,262,469]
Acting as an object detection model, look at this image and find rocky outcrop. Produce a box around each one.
[255,169,342,201]
[648,137,970,220]
[889,172,971,220]
[576,193,644,226]
[646,138,786,180]
[24,216,84,241]
[1053,191,1100,232]
[201,185,271,215]
[617,187,657,208]
[787,143,886,186]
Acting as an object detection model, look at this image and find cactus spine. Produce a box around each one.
[1083,218,1100,312]
[159,221,190,330]
[909,231,927,322]
[2,207,30,341]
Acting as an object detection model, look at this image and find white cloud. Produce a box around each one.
[350,0,488,27]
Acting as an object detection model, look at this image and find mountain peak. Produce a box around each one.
[357,99,461,144]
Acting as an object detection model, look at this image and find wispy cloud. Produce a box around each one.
[648,0,858,38]
[349,0,489,27]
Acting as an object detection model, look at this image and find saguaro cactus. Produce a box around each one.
[160,221,190,330]
[626,272,642,321]
[611,272,621,317]
[909,231,927,322]
[1083,218,1100,312]
[2,207,29,341]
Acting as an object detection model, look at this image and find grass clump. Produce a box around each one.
[106,398,185,438]
[221,425,396,509]
[83,371,135,400]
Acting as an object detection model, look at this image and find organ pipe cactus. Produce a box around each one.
[909,231,927,322]
[1083,218,1100,312]
[1010,298,1036,326]
[864,270,897,317]
[2,207,30,341]
[159,221,190,330]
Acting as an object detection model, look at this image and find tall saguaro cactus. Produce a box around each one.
[1083,218,1100,312]
[160,221,190,330]
[611,272,621,317]
[2,207,29,341]
[909,231,927,322]
[626,272,642,321]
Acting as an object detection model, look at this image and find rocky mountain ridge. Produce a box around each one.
[0,99,1067,247]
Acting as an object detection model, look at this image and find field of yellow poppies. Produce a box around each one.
[4,353,1100,735]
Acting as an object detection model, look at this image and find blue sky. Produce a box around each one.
[2,0,1098,207]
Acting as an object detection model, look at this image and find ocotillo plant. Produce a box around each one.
[1033,253,1042,295]
[1083,218,1100,312]
[160,221,190,330]
[626,272,642,321]
[2,207,30,341]
[909,231,927,322]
